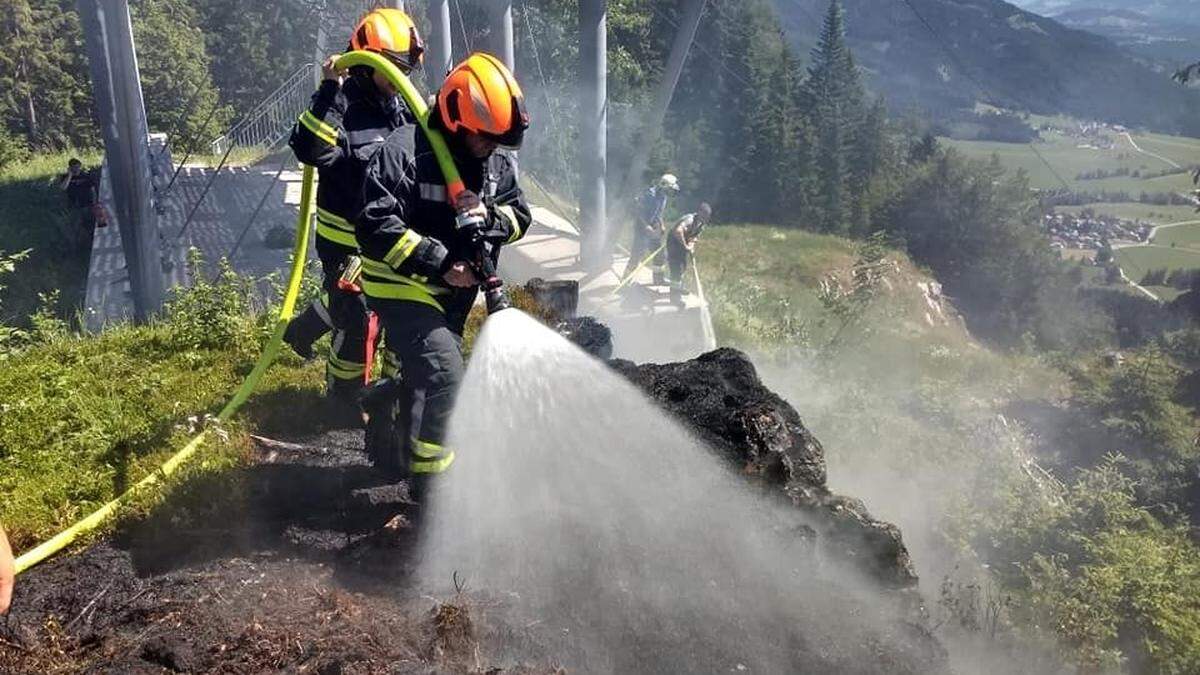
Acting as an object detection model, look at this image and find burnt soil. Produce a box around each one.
[0,429,566,674]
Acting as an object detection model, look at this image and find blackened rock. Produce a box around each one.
[524,278,579,320]
[557,316,613,360]
[140,636,196,672]
[612,347,919,589]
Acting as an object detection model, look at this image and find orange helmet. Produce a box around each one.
[436,53,529,148]
[349,8,424,72]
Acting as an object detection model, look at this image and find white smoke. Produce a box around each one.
[413,310,945,674]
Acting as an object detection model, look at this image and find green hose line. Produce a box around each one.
[335,51,466,202]
[610,243,667,295]
[13,164,317,576]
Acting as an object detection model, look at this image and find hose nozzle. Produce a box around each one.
[483,279,511,314]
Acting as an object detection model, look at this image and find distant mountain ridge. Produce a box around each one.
[1013,2,1200,65]
[1013,1,1200,25]
[773,0,1200,136]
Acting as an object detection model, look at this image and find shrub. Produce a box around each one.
[164,249,256,353]
[0,129,29,174]
[971,458,1200,672]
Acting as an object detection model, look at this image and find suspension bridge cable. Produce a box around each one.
[893,0,1073,191]
[156,78,207,158]
[227,159,292,263]
[175,141,237,244]
[175,0,331,244]
[517,0,579,231]
[646,4,752,89]
[452,0,474,55]
[161,98,228,196]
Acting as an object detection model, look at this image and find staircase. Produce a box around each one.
[209,63,316,156]
[207,0,380,156]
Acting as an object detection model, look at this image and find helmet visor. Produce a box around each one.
[480,94,529,149]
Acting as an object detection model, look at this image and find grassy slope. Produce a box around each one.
[697,225,855,344]
[0,322,324,552]
[944,129,1198,194]
[695,224,1062,442]
[1151,221,1200,248]
[1113,245,1200,278]
[0,152,103,325]
[0,274,552,556]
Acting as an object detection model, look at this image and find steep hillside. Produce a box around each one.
[774,0,1200,135]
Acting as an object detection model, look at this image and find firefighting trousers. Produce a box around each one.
[369,296,470,475]
[287,250,398,398]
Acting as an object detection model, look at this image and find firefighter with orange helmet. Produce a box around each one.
[283,8,424,412]
[357,53,532,488]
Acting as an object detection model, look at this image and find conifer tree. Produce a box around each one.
[803,0,866,233]
[132,0,230,154]
[0,0,95,149]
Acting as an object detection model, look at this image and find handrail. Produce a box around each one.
[210,63,316,155]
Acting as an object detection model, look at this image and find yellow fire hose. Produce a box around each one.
[335,51,466,203]
[610,243,667,295]
[13,165,317,576]
[15,52,458,576]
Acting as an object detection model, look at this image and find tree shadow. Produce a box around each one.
[239,386,345,438]
[114,429,415,577]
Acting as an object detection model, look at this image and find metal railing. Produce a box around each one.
[209,63,316,155]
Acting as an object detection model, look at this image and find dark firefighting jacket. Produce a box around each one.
[355,128,533,311]
[289,75,414,259]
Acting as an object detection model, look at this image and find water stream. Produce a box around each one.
[413,310,939,674]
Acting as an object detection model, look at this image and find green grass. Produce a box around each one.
[1134,132,1200,167]
[1056,203,1200,225]
[695,225,857,345]
[0,151,103,325]
[1150,222,1200,249]
[1114,245,1200,282]
[0,317,323,552]
[943,127,1200,193]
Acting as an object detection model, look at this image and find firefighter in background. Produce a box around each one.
[283,8,423,411]
[623,173,680,284]
[666,203,712,306]
[357,53,531,491]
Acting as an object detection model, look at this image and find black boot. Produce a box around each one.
[362,378,411,479]
[283,302,332,360]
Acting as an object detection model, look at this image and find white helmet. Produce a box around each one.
[658,173,680,192]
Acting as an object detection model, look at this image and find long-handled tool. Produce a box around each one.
[609,243,666,296]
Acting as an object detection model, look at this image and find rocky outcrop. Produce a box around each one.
[611,348,918,589]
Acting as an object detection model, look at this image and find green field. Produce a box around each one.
[943,128,1199,194]
[1151,222,1200,249]
[1135,132,1200,167]
[1056,203,1200,225]
[1113,245,1200,282]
